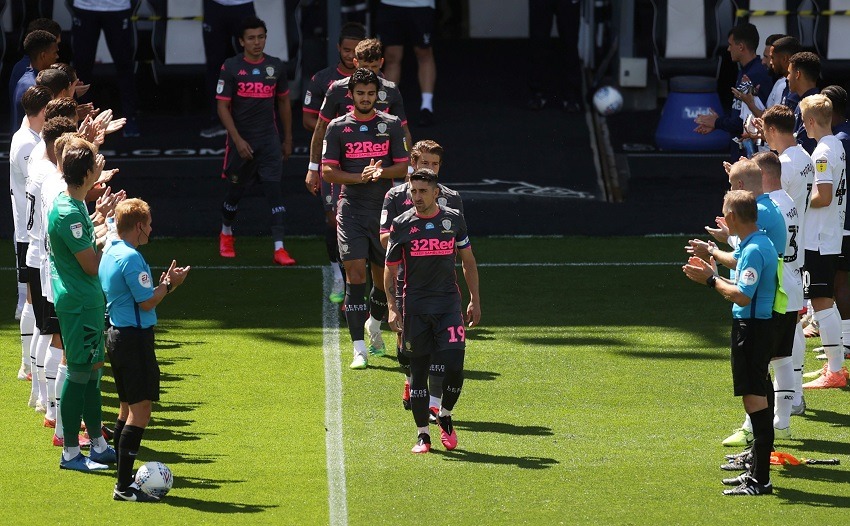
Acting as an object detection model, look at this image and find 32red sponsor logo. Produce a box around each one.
[344,141,389,157]
[410,237,455,255]
[237,82,274,96]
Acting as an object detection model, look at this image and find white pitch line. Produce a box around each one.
[0,262,679,272]
[322,267,348,526]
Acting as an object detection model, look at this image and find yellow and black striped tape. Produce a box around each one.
[735,9,850,17]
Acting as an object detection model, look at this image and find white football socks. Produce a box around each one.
[274,241,284,251]
[353,340,367,357]
[438,407,452,418]
[19,303,35,371]
[45,346,61,420]
[35,334,50,406]
[63,446,80,461]
[221,225,233,236]
[54,364,67,439]
[91,435,108,453]
[429,395,441,409]
[421,93,433,111]
[815,307,843,373]
[17,283,26,312]
[772,356,794,429]
[331,263,343,281]
[792,321,805,405]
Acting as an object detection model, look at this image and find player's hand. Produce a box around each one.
[685,239,716,262]
[105,118,126,135]
[466,301,481,328]
[305,169,320,195]
[388,307,402,333]
[682,256,716,284]
[281,139,292,161]
[693,124,712,135]
[361,158,378,182]
[74,82,91,98]
[235,137,254,160]
[694,108,718,130]
[165,259,191,289]
[96,168,119,187]
[76,102,97,123]
[370,160,383,181]
[706,216,729,243]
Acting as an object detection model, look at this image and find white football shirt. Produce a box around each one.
[804,134,846,254]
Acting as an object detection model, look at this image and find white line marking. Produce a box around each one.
[0,262,682,272]
[322,267,348,526]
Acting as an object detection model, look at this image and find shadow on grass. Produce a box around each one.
[154,402,206,413]
[431,449,558,469]
[774,486,850,508]
[774,463,850,486]
[790,438,850,457]
[252,332,316,346]
[143,427,210,442]
[513,336,628,347]
[455,420,553,436]
[466,328,497,341]
[614,349,726,361]
[138,449,221,466]
[798,407,850,427]
[163,494,278,514]
[173,476,248,491]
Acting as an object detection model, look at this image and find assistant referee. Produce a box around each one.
[99,198,190,502]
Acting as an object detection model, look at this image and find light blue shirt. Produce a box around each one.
[732,230,778,320]
[99,239,157,328]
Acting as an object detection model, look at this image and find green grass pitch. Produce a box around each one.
[1,236,848,524]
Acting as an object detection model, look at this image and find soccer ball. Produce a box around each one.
[135,461,173,498]
[593,86,624,116]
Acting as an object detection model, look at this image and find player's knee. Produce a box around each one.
[440,350,464,376]
[68,369,90,384]
[221,201,238,223]
[414,46,433,60]
[370,287,387,307]
[384,45,403,63]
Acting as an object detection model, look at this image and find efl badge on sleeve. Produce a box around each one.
[216,80,224,94]
[816,158,828,173]
[70,222,83,239]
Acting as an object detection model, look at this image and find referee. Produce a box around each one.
[99,198,190,502]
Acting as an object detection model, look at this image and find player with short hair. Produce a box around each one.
[760,103,814,414]
[797,94,848,389]
[380,140,464,414]
[8,18,63,116]
[12,86,52,381]
[12,30,59,130]
[787,52,821,153]
[684,190,778,496]
[385,168,481,453]
[48,138,117,471]
[216,16,295,266]
[36,68,72,99]
[303,21,367,302]
[100,198,189,502]
[322,68,410,368]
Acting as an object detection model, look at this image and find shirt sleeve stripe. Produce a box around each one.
[276,89,291,97]
[393,157,409,163]
[303,107,320,114]
[386,258,403,265]
[322,159,340,165]
[215,95,232,101]
[319,114,332,122]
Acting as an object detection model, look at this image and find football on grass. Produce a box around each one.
[135,461,173,498]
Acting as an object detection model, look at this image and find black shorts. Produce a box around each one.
[730,318,775,397]
[836,235,850,272]
[337,210,384,265]
[28,268,61,335]
[222,137,282,183]
[321,179,341,213]
[772,311,797,358]
[375,4,436,48]
[403,311,466,357]
[106,326,160,405]
[803,249,838,299]
[16,242,29,283]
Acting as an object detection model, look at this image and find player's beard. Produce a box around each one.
[339,52,355,70]
[354,101,375,116]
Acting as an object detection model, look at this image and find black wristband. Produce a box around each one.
[706,275,717,288]
[166,281,173,294]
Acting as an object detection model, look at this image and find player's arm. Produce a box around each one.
[217,99,253,160]
[682,255,751,306]
[303,111,318,132]
[402,124,413,155]
[277,92,293,160]
[379,122,410,180]
[75,246,102,276]
[306,118,329,193]
[323,162,373,184]
[686,239,737,269]
[809,182,833,208]
[138,260,190,311]
[457,247,481,327]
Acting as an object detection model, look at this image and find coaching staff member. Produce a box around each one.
[683,190,777,496]
[99,198,190,502]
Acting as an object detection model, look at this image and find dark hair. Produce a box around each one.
[789,51,821,82]
[23,30,56,59]
[45,97,77,120]
[411,140,444,163]
[21,85,53,117]
[62,141,96,188]
[26,18,61,37]
[36,68,70,96]
[49,63,78,83]
[765,33,785,47]
[771,36,801,57]
[355,38,383,63]
[762,104,796,134]
[347,68,379,92]
[239,16,266,39]
[42,116,77,145]
[339,22,366,44]
[751,151,782,180]
[409,168,438,187]
[822,85,848,119]
[729,23,760,53]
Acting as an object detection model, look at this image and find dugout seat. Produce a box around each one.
[649,0,725,80]
[812,0,850,83]
[148,0,205,84]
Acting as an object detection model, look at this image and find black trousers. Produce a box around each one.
[528,0,581,100]
[203,0,257,120]
[71,7,137,118]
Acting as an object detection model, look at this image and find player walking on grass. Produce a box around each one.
[684,190,776,496]
[380,140,464,414]
[798,95,848,389]
[100,198,189,502]
[385,169,480,453]
[216,16,295,266]
[322,68,409,369]
[48,138,116,471]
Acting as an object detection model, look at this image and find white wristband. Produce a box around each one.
[308,162,319,171]
[407,165,414,174]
